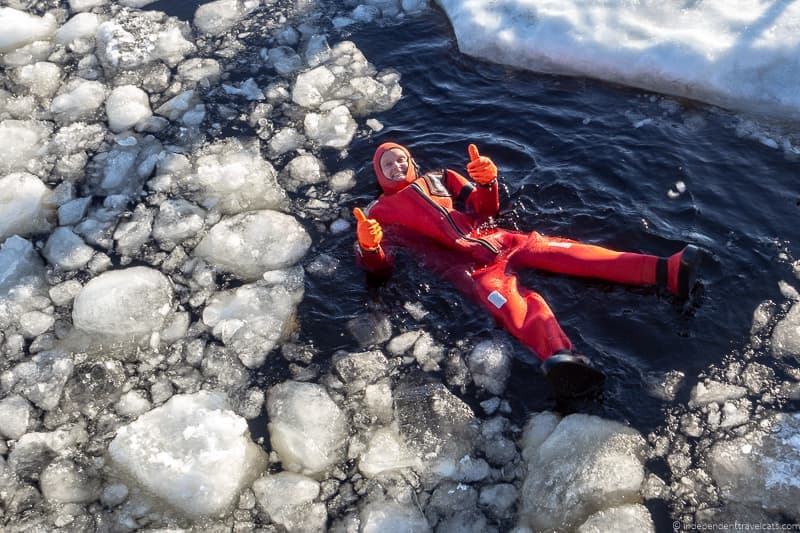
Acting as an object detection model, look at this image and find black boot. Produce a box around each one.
[660,244,703,299]
[541,351,605,399]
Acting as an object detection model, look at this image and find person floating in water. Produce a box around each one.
[353,142,701,398]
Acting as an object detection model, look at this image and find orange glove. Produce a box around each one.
[466,144,497,185]
[354,207,383,251]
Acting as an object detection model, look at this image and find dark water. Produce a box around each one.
[302,11,799,428]
[154,1,800,527]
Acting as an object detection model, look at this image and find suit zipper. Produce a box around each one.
[411,183,499,254]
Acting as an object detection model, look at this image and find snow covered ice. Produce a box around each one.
[108,391,266,517]
[436,0,800,119]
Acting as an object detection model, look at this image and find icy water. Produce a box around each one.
[2,0,800,530]
[166,0,799,514]
[292,13,799,424]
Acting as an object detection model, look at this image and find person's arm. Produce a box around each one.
[353,207,394,275]
[444,144,500,217]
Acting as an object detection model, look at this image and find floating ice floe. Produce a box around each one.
[10,61,62,98]
[202,267,305,368]
[177,138,288,214]
[251,472,327,531]
[56,12,103,46]
[770,302,800,359]
[1,350,74,411]
[0,8,57,54]
[394,381,483,481]
[40,458,101,504]
[194,0,253,36]
[518,412,650,531]
[108,391,266,517]
[708,411,800,520]
[106,85,152,133]
[72,266,173,338]
[467,339,512,395]
[0,173,54,242]
[436,0,800,119]
[267,381,348,475]
[577,504,655,533]
[50,80,107,124]
[359,501,431,533]
[193,210,310,280]
[43,227,95,271]
[0,120,52,175]
[0,236,44,293]
[0,394,32,440]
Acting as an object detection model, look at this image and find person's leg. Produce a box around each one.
[469,260,572,361]
[509,232,701,297]
[508,232,660,286]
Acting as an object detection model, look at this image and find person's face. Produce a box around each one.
[379,148,410,181]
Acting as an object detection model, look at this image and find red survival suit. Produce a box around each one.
[356,143,682,363]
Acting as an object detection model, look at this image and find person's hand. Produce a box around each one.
[467,144,497,185]
[354,207,383,251]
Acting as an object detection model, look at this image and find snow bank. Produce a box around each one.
[436,0,800,119]
[194,210,310,280]
[108,391,266,517]
[72,267,172,337]
[518,412,648,530]
[267,381,347,475]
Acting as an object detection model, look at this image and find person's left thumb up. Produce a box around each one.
[466,143,497,185]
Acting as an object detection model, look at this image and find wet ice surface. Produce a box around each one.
[436,0,800,120]
[1,0,799,531]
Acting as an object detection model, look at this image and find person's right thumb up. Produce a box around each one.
[354,208,383,250]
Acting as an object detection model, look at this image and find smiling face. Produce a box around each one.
[379,148,410,181]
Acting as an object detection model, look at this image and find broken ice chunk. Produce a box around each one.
[0,173,54,242]
[0,8,57,53]
[304,105,357,149]
[519,412,647,531]
[359,501,430,532]
[106,85,152,133]
[0,120,52,175]
[252,472,326,531]
[43,227,95,271]
[708,412,800,520]
[202,270,304,368]
[194,210,310,280]
[0,395,32,440]
[72,266,172,337]
[577,504,655,533]
[50,80,107,123]
[194,0,247,36]
[467,339,512,395]
[108,391,266,517]
[267,381,347,475]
